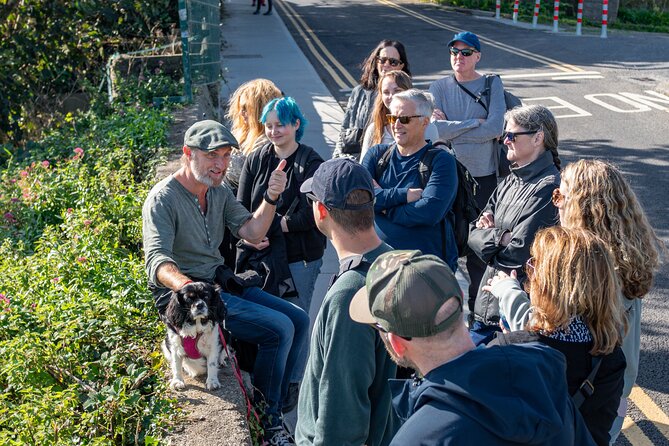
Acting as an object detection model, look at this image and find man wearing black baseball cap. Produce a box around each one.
[143,120,309,445]
[349,250,596,446]
[428,31,507,321]
[295,158,400,446]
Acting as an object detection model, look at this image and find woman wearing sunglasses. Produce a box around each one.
[359,70,440,163]
[428,31,507,319]
[467,104,560,345]
[332,40,411,160]
[484,226,626,446]
[556,159,664,444]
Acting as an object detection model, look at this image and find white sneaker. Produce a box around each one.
[265,426,295,446]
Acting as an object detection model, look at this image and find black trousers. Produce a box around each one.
[466,173,498,312]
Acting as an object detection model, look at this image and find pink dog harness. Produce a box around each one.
[183,335,202,359]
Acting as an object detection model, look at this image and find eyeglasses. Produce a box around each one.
[449,47,478,57]
[552,188,566,208]
[386,114,424,125]
[502,130,538,142]
[305,192,331,211]
[376,56,403,67]
[525,257,535,279]
[371,322,412,341]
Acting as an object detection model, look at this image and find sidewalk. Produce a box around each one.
[220,0,343,331]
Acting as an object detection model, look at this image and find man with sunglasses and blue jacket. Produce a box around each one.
[429,31,507,323]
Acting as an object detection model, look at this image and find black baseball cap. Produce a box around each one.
[300,158,374,210]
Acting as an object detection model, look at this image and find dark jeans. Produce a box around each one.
[254,0,272,13]
[221,286,309,428]
[466,173,498,312]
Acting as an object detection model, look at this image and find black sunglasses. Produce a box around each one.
[449,47,478,57]
[305,192,331,211]
[376,56,403,67]
[372,322,412,341]
[502,130,538,142]
[386,114,424,125]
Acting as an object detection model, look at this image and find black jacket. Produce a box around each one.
[489,331,626,446]
[468,150,560,324]
[237,143,326,263]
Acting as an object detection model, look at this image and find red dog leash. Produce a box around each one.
[218,326,262,428]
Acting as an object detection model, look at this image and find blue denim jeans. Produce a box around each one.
[287,258,323,383]
[220,286,309,428]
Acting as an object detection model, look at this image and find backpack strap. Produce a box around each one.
[374,143,395,181]
[292,143,309,185]
[328,255,372,289]
[453,74,489,114]
[572,355,604,409]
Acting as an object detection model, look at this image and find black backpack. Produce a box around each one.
[374,142,481,258]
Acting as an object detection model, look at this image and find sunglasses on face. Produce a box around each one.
[372,322,412,341]
[552,188,566,208]
[306,192,331,211]
[386,114,424,125]
[502,130,538,142]
[449,47,478,57]
[376,56,403,67]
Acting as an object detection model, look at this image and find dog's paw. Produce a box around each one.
[206,377,221,390]
[170,378,187,390]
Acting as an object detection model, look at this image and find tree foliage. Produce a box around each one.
[0,0,177,146]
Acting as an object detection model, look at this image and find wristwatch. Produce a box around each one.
[263,190,279,206]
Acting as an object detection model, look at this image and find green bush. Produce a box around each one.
[0,104,178,444]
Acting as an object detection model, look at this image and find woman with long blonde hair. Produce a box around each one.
[224,78,282,193]
[485,226,626,445]
[554,159,663,443]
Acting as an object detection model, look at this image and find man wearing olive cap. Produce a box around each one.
[142,120,308,444]
[349,250,596,446]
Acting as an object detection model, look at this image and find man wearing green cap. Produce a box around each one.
[143,120,308,445]
[350,250,596,446]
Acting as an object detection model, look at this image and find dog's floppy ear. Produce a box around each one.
[207,283,227,323]
[166,288,188,329]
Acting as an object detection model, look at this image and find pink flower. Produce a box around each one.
[41,160,50,168]
[3,212,16,223]
[51,277,61,283]
[11,198,19,203]
[31,303,37,310]
[20,171,28,177]
[76,256,87,263]
[0,294,8,304]
[83,219,92,226]
[66,208,73,214]
[74,147,84,155]
[9,179,16,184]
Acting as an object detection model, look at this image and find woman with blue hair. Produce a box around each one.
[237,98,325,413]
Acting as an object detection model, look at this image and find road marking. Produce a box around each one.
[502,71,602,79]
[629,386,669,440]
[375,0,583,73]
[523,96,592,118]
[622,416,654,445]
[276,0,355,90]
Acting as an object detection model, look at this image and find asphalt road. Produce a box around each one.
[274,0,669,444]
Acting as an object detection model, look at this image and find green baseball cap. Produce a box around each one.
[349,250,463,338]
[184,120,239,151]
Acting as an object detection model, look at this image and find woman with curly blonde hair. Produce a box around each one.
[554,159,664,443]
[224,78,283,193]
[485,226,626,445]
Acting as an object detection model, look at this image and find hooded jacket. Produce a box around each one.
[389,342,596,446]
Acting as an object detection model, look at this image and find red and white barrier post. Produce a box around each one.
[496,0,501,19]
[601,0,609,38]
[552,0,560,32]
[576,0,584,35]
[532,0,541,28]
[513,0,520,22]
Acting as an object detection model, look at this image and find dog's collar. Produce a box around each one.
[183,335,203,359]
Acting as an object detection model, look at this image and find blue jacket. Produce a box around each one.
[362,143,458,271]
[389,342,596,446]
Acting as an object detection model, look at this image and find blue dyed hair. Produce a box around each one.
[260,96,308,142]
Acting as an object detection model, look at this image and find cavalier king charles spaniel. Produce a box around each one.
[161,282,228,390]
